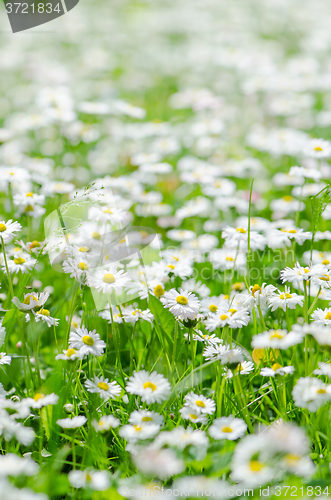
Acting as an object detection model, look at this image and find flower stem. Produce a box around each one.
[257,304,267,331]
[1,236,14,300]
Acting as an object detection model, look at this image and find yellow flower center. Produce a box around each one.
[236,227,247,233]
[79,247,89,252]
[86,473,92,482]
[142,416,153,422]
[189,414,198,420]
[314,146,323,151]
[283,195,293,201]
[102,273,115,284]
[23,295,38,305]
[222,426,233,433]
[14,257,25,265]
[134,425,142,431]
[220,314,228,321]
[251,284,261,296]
[103,208,113,214]
[195,400,205,408]
[154,284,165,298]
[322,259,330,265]
[176,295,188,305]
[319,275,330,281]
[232,282,243,291]
[26,192,33,197]
[280,293,292,299]
[78,262,89,270]
[97,382,110,391]
[288,229,297,234]
[325,312,331,320]
[226,256,234,261]
[0,223,7,232]
[229,308,237,315]
[92,232,101,240]
[143,381,157,392]
[38,308,50,316]
[285,454,301,465]
[209,304,218,312]
[82,335,94,346]
[270,331,284,339]
[272,363,282,371]
[33,393,45,402]
[317,388,326,394]
[30,240,41,248]
[66,349,76,357]
[249,460,265,472]
[167,264,175,270]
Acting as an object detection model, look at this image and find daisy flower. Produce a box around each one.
[314,362,331,377]
[69,327,106,357]
[204,307,249,331]
[88,205,128,226]
[85,376,121,400]
[56,416,87,429]
[227,361,255,378]
[6,255,36,274]
[203,344,244,366]
[63,257,90,284]
[122,307,153,324]
[230,434,275,488]
[243,283,277,311]
[0,453,39,476]
[55,348,82,361]
[280,262,313,284]
[68,469,110,491]
[132,448,185,480]
[161,288,200,320]
[92,415,120,432]
[304,138,331,159]
[12,292,49,312]
[128,410,164,426]
[267,286,304,312]
[119,423,160,442]
[86,265,131,295]
[200,296,224,316]
[179,406,208,424]
[260,364,295,377]
[183,330,222,345]
[251,329,303,349]
[99,306,123,324]
[0,352,11,365]
[27,393,59,409]
[183,392,216,415]
[0,219,22,243]
[126,370,171,404]
[292,377,331,412]
[209,416,247,441]
[32,308,59,327]
[222,226,266,251]
[312,269,331,289]
[311,307,331,326]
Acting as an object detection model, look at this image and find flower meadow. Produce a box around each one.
[2,0,331,498]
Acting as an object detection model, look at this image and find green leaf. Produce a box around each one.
[149,293,175,339]
[2,308,17,327]
[1,308,18,346]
